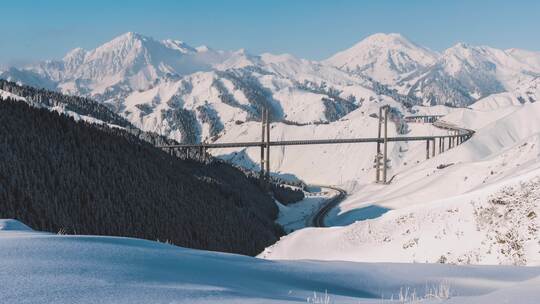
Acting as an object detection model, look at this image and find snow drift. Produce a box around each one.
[1,219,539,303]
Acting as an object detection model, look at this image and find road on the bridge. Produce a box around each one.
[310,185,347,227]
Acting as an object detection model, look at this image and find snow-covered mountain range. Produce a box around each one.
[2,32,540,144]
[325,33,540,106]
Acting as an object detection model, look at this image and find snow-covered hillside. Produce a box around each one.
[2,219,540,304]
[0,88,24,101]
[261,168,540,265]
[261,88,540,265]
[400,44,540,106]
[0,86,127,129]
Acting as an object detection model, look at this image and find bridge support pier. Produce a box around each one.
[426,140,430,160]
[259,108,271,190]
[260,108,266,187]
[265,108,270,184]
[383,106,389,183]
[442,138,445,152]
[432,139,436,158]
[375,105,390,184]
[199,146,204,162]
[375,107,383,183]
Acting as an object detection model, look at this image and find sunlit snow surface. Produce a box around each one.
[1,219,539,303]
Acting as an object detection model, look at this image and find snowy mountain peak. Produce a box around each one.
[115,31,146,42]
[214,48,261,70]
[92,31,151,55]
[162,39,197,53]
[63,47,87,60]
[324,33,438,84]
[98,31,152,51]
[359,33,415,47]
[444,42,489,57]
[260,52,300,63]
[35,32,229,93]
[233,48,248,55]
[443,44,485,65]
[195,45,211,52]
[121,31,141,39]
[453,42,470,49]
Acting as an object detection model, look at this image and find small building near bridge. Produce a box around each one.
[404,115,445,123]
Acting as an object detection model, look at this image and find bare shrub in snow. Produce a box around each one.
[473,178,540,265]
[424,280,451,300]
[306,290,332,304]
[384,281,451,303]
[402,238,419,249]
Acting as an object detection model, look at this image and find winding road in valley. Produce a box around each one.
[311,185,347,227]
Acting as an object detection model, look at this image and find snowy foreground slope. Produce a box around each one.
[1,219,540,304]
[261,167,540,265]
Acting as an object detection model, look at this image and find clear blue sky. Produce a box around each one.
[2,0,539,66]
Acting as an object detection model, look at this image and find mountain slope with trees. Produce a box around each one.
[0,97,282,256]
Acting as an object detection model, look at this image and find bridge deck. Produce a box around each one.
[160,133,473,149]
[158,120,474,150]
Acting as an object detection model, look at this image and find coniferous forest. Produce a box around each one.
[0,98,283,256]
